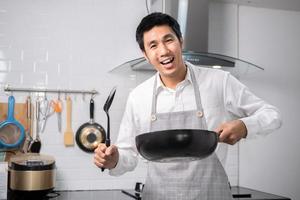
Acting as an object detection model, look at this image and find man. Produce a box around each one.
[94,12,282,199]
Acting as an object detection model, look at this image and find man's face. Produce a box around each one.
[142,25,185,81]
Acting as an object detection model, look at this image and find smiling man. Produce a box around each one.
[94,12,282,200]
[141,25,186,88]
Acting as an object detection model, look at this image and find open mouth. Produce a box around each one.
[160,57,174,65]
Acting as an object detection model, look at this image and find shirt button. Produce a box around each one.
[196,111,203,118]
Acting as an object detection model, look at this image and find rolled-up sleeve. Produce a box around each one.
[223,73,282,138]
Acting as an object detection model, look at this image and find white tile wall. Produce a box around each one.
[0,0,239,190]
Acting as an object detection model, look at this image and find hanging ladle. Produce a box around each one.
[101,86,117,172]
[29,99,41,153]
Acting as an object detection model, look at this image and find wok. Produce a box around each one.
[135,129,218,162]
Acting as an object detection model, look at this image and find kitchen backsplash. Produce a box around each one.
[0,0,238,190]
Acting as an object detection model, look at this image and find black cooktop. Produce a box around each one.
[7,186,291,200]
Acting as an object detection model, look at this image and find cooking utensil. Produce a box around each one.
[21,96,33,153]
[39,95,54,133]
[135,129,218,162]
[0,96,25,149]
[75,98,106,152]
[0,101,28,133]
[101,86,117,171]
[29,100,41,153]
[50,98,63,133]
[64,96,74,146]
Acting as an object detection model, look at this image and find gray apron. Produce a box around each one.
[141,66,232,200]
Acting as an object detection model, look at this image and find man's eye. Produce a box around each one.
[150,44,157,49]
[166,38,174,42]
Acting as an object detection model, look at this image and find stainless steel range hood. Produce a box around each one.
[112,0,263,78]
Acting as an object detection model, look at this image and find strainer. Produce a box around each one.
[0,96,25,149]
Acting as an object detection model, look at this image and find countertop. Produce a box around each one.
[51,186,291,200]
[7,186,291,200]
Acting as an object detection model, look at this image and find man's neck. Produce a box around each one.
[160,65,187,89]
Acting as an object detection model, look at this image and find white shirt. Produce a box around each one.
[109,62,282,176]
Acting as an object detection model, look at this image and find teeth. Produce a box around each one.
[160,57,174,65]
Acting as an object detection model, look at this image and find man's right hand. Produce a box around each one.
[94,143,119,170]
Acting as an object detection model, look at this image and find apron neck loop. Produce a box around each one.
[151,64,203,118]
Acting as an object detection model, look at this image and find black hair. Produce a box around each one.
[136,12,182,52]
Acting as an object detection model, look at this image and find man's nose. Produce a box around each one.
[158,44,169,56]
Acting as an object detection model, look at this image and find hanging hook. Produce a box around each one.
[91,92,96,100]
[91,89,98,100]
[4,84,9,96]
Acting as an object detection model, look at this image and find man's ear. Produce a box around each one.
[143,51,149,62]
[180,37,184,48]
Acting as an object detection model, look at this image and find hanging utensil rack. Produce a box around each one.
[4,84,98,96]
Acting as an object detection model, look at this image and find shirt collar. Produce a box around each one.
[154,63,192,94]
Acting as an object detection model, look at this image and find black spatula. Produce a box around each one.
[101,86,116,171]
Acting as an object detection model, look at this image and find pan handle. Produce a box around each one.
[90,98,94,121]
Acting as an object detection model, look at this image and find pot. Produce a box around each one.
[135,129,218,162]
[8,153,56,192]
[76,98,106,152]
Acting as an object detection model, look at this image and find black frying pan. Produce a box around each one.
[135,129,218,162]
[76,98,106,153]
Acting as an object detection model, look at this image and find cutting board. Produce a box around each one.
[0,101,33,161]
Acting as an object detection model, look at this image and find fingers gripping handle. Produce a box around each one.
[101,140,111,172]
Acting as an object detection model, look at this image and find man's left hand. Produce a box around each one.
[214,120,247,145]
